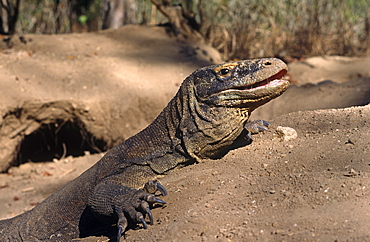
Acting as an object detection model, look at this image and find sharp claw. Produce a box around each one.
[143,180,168,196]
[146,206,153,225]
[257,125,268,132]
[262,120,271,127]
[145,195,167,204]
[140,216,148,229]
[154,197,166,204]
[246,132,253,141]
[140,201,153,225]
[155,181,168,196]
[245,119,270,134]
[116,211,127,240]
[117,226,123,241]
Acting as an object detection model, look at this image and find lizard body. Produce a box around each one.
[0,58,289,241]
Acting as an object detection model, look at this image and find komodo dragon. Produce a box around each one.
[0,58,290,241]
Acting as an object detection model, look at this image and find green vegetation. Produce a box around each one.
[11,0,370,58]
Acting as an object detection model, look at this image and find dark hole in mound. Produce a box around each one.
[16,120,107,165]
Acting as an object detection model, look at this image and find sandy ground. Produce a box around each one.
[0,25,369,241]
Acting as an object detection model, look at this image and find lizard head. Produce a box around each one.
[193,58,290,112]
[172,58,290,161]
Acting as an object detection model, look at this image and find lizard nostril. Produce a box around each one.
[264,62,272,66]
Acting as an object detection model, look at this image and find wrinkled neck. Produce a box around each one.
[121,82,193,172]
[123,80,249,171]
[180,96,249,160]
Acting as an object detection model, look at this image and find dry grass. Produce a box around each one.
[199,0,369,59]
[13,0,370,59]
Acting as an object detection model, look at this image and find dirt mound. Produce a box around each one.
[0,26,369,241]
[124,105,370,241]
[251,56,370,120]
[288,56,370,84]
[251,77,370,120]
[0,25,222,172]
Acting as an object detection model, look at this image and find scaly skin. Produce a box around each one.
[0,58,289,241]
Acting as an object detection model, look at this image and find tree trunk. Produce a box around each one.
[150,0,203,41]
[102,0,136,29]
[0,0,20,35]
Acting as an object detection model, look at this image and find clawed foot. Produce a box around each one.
[244,120,270,140]
[88,180,167,241]
[116,180,167,241]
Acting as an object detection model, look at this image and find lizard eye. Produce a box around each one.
[214,63,237,80]
[220,68,230,75]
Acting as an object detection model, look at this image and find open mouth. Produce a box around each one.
[236,69,288,90]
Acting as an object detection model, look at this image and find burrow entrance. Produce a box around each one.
[16,120,107,165]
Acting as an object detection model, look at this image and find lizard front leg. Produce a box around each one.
[87,178,167,241]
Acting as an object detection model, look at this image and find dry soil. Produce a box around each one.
[0,25,369,241]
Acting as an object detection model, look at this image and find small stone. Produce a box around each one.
[344,168,358,177]
[21,187,35,193]
[272,222,279,227]
[275,126,298,141]
[274,229,285,234]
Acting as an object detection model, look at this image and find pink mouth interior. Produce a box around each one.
[239,69,288,90]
